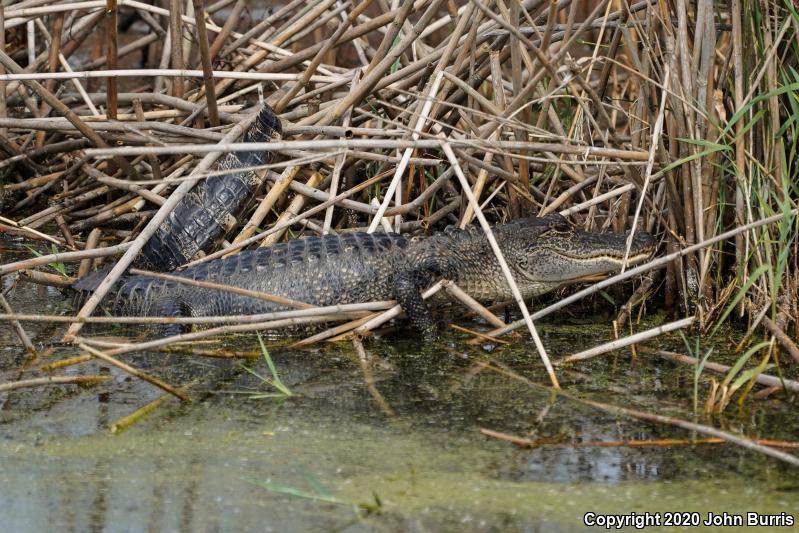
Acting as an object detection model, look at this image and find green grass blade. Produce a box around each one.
[247,479,344,505]
[711,264,771,336]
[721,340,771,389]
[257,332,292,396]
[300,468,335,499]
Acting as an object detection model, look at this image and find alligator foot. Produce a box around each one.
[422,324,440,342]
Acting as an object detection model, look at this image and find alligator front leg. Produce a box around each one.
[393,270,437,336]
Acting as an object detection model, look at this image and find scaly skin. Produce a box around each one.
[75,215,657,336]
[76,232,409,335]
[133,105,282,272]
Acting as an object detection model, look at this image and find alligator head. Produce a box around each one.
[497,214,657,296]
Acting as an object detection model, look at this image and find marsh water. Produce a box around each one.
[1,254,798,532]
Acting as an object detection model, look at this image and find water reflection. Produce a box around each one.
[0,270,798,531]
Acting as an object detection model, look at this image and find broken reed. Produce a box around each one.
[0,0,796,351]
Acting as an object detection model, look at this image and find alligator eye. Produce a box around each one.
[540,223,572,237]
[553,221,572,233]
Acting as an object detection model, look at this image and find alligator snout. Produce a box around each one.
[623,230,657,253]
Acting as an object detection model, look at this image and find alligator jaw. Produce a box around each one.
[563,255,652,284]
[516,229,657,286]
[549,248,656,279]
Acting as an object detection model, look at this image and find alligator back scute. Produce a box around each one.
[153,232,408,284]
[75,232,411,328]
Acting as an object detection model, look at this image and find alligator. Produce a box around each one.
[133,105,282,272]
[75,214,656,336]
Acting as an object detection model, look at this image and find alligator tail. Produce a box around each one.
[73,264,116,292]
[134,105,282,272]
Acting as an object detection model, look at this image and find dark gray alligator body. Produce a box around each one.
[133,105,282,272]
[76,215,656,335]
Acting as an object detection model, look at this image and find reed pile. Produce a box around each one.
[0,0,797,394]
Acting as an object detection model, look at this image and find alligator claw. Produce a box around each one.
[422,325,440,343]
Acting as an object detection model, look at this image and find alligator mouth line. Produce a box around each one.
[549,250,655,264]
[550,249,654,267]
